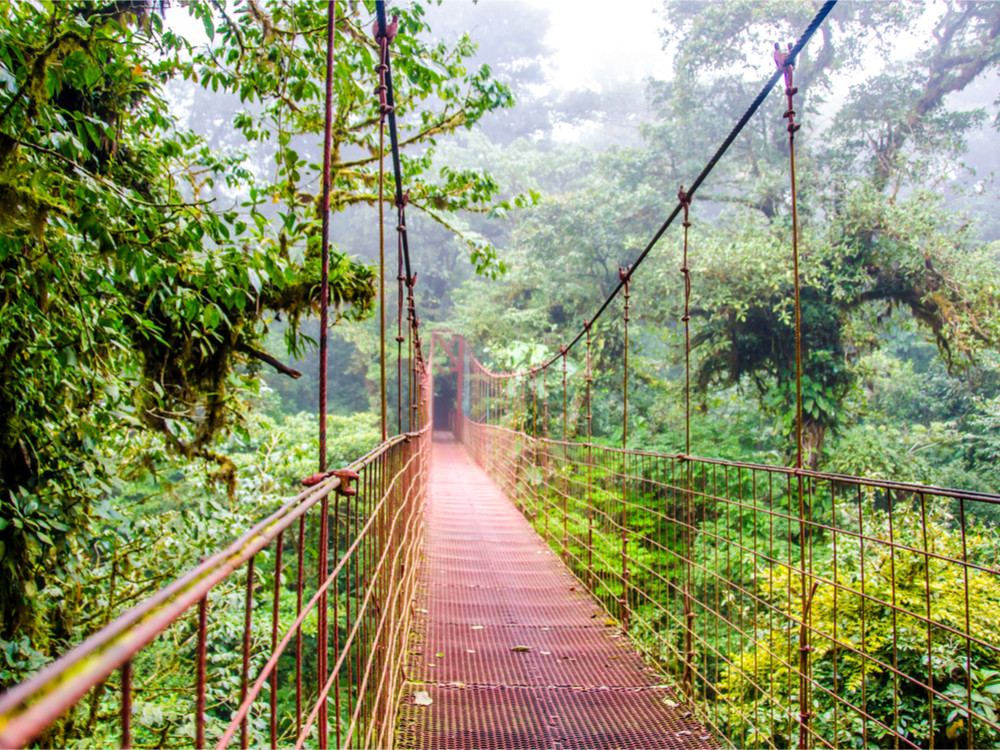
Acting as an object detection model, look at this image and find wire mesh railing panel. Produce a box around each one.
[0,412,431,750]
[459,417,1000,750]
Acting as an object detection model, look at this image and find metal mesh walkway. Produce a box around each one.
[396,433,715,750]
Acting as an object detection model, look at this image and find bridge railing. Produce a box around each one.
[0,409,431,749]
[459,414,1000,750]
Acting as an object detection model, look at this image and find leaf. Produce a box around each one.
[946,719,964,740]
[413,691,433,706]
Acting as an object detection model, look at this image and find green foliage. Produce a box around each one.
[0,0,516,676]
[718,500,1000,749]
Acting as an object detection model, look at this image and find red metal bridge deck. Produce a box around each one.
[396,433,714,749]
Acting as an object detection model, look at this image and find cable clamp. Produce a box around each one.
[372,16,399,45]
[301,468,359,496]
[301,470,334,487]
[331,469,360,496]
[773,42,794,72]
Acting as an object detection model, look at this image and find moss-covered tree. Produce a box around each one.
[0,0,513,665]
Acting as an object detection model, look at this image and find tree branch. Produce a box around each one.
[236,343,302,378]
[15,139,213,210]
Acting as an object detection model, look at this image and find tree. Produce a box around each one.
[0,0,513,659]
[641,0,1000,468]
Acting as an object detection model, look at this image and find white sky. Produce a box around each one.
[527,0,672,92]
[167,0,674,92]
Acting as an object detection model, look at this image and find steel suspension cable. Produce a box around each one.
[376,2,413,285]
[316,3,336,745]
[375,0,430,434]
[397,225,404,435]
[376,27,390,441]
[317,0,335,473]
[528,0,836,372]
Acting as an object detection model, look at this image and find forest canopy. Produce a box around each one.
[0,0,513,665]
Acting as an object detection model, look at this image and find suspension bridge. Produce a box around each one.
[2,1,999,748]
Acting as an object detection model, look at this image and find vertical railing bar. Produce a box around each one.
[352,466,363,739]
[295,515,305,740]
[120,659,131,750]
[270,531,283,750]
[333,493,342,750]
[887,487,900,750]
[196,594,208,750]
[919,493,934,749]
[960,496,974,750]
[318,492,329,748]
[240,556,256,750]
[857,484,868,749]
[830,482,839,750]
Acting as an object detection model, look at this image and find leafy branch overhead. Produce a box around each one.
[0,0,516,650]
[184,0,519,267]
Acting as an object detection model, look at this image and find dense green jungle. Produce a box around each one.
[2,0,1000,746]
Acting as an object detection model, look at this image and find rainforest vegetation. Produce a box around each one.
[2,0,1000,747]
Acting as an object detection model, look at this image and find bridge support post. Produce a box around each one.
[561,349,569,564]
[585,324,595,592]
[619,268,631,634]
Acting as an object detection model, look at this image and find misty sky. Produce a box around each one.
[517,0,672,92]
